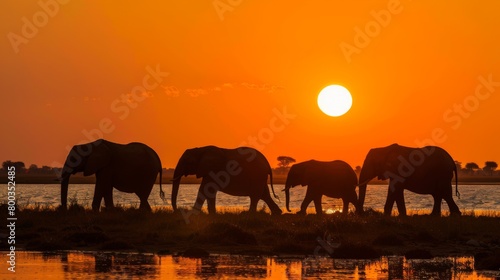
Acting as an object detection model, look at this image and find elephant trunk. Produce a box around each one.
[357,167,374,214]
[285,185,291,212]
[284,174,294,212]
[60,170,71,208]
[171,170,183,211]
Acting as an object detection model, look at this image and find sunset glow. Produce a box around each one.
[1,1,499,168]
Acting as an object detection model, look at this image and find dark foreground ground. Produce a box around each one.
[1,205,499,270]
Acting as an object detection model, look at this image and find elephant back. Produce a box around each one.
[229,147,272,172]
[304,160,357,187]
[327,160,358,185]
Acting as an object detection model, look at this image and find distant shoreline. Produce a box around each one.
[2,174,499,185]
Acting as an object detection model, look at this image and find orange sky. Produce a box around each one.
[1,1,499,169]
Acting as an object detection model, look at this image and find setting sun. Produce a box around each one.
[317,85,352,117]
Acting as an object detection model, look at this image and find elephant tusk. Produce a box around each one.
[171,175,183,182]
[356,179,371,187]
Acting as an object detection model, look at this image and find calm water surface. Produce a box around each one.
[4,184,500,213]
[1,251,499,279]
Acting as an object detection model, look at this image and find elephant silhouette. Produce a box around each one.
[171,146,282,215]
[60,139,163,211]
[358,143,461,216]
[284,160,358,214]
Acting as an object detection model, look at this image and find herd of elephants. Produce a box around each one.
[60,139,462,217]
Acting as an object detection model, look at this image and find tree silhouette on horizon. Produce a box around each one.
[483,161,498,175]
[1,160,25,172]
[276,156,296,174]
[465,162,479,174]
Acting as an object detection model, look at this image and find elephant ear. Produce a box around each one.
[295,162,311,186]
[196,149,225,178]
[83,143,111,176]
[383,144,400,174]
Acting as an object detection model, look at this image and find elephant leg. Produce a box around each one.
[92,183,105,211]
[431,194,442,216]
[137,186,153,211]
[193,185,207,212]
[342,190,358,214]
[342,198,349,214]
[206,194,216,214]
[92,195,103,212]
[384,188,396,216]
[140,199,151,211]
[138,195,151,211]
[260,188,282,215]
[103,188,115,210]
[442,184,461,216]
[299,190,314,215]
[249,197,258,212]
[445,197,461,216]
[394,189,406,216]
[313,196,322,215]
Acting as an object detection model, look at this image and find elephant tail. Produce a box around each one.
[159,168,166,202]
[454,164,460,199]
[269,169,279,201]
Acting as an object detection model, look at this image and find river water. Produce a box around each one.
[1,252,499,279]
[3,184,500,213]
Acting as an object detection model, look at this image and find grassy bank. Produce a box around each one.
[1,204,499,269]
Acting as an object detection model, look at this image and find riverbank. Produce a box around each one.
[1,205,499,269]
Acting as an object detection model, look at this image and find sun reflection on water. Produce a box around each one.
[3,252,499,279]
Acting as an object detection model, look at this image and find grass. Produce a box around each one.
[1,202,499,265]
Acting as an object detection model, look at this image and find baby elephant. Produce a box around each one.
[284,160,358,214]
